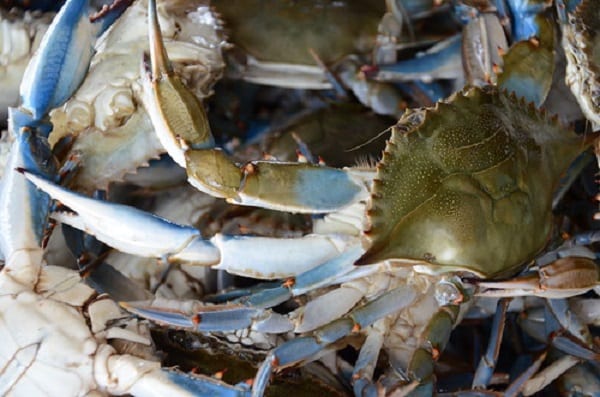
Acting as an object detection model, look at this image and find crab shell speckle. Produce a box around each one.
[357,86,589,278]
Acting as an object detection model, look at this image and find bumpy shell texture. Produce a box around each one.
[357,86,587,277]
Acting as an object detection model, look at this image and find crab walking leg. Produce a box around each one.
[251,285,417,397]
[122,246,368,333]
[351,318,387,397]
[142,0,367,213]
[21,170,355,277]
[367,33,463,83]
[476,256,599,298]
[471,298,510,389]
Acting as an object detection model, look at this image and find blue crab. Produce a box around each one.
[3,0,600,396]
[15,1,600,396]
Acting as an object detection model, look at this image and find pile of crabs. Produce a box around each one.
[0,0,599,396]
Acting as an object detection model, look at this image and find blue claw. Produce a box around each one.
[20,0,130,120]
[19,169,220,263]
[20,0,94,120]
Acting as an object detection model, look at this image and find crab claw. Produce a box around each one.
[20,0,132,121]
[141,0,215,167]
[21,0,95,120]
[20,168,357,278]
[19,169,220,264]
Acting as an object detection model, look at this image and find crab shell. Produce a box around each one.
[358,86,587,278]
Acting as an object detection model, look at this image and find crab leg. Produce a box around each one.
[471,298,510,389]
[114,366,251,397]
[141,0,215,168]
[143,0,367,213]
[351,318,387,397]
[122,246,367,334]
[367,33,463,83]
[476,254,599,298]
[251,285,418,397]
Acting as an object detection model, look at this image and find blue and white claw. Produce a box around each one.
[21,169,357,277]
[20,168,219,263]
[19,0,128,121]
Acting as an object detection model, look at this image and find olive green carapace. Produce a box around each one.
[357,87,588,277]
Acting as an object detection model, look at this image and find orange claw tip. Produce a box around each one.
[192,313,202,326]
[281,278,296,288]
[213,369,227,380]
